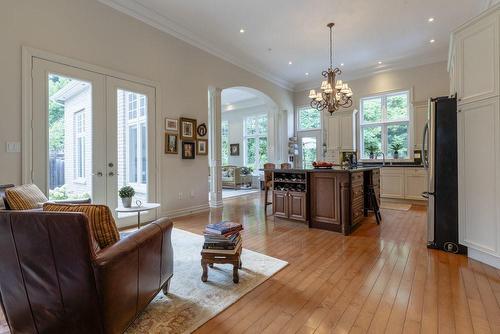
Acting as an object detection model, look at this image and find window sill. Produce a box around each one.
[73,178,87,185]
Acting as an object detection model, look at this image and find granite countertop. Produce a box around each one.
[272,167,380,173]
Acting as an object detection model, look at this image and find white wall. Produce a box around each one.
[222,104,270,167]
[0,0,293,216]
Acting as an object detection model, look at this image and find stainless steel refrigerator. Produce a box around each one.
[422,96,467,254]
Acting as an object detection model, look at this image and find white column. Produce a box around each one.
[208,87,223,208]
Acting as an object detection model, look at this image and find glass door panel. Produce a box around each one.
[301,137,317,169]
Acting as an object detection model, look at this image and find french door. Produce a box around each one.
[297,131,321,169]
[31,58,156,226]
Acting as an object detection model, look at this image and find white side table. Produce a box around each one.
[115,203,161,229]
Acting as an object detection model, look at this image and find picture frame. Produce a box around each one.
[181,141,196,159]
[230,143,240,156]
[180,117,197,140]
[165,118,178,132]
[197,123,207,137]
[197,139,208,155]
[165,133,178,154]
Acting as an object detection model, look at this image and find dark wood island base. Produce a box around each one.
[272,168,380,235]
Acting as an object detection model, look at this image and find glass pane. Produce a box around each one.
[301,137,317,169]
[362,97,382,123]
[298,108,321,130]
[362,126,382,159]
[246,137,256,168]
[387,93,409,121]
[48,73,91,201]
[221,120,229,165]
[257,115,268,135]
[258,137,268,168]
[117,89,148,206]
[246,117,256,135]
[387,124,409,159]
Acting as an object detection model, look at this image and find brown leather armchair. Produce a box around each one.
[0,211,173,334]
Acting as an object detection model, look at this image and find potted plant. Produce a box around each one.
[367,144,378,160]
[119,186,135,208]
[390,141,404,160]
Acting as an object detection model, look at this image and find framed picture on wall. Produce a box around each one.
[180,117,197,140]
[197,139,208,155]
[165,118,178,132]
[230,144,240,156]
[165,133,178,154]
[182,141,196,159]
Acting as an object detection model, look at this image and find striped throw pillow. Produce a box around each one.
[43,203,120,249]
[5,184,48,210]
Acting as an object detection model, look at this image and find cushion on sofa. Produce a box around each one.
[5,184,48,210]
[43,203,120,249]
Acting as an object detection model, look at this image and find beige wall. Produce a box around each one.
[0,0,294,215]
[294,61,450,109]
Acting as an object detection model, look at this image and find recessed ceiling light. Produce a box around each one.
[428,17,434,22]
[378,61,383,65]
[239,28,245,34]
[288,61,293,65]
[340,63,344,66]
[305,72,309,76]
[430,39,435,43]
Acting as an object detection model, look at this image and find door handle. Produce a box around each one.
[93,172,103,177]
[108,172,115,177]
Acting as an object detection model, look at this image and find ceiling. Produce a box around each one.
[99,0,489,91]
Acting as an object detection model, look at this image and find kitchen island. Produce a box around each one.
[272,167,380,235]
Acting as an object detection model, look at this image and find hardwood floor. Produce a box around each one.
[1,193,499,333]
[173,193,500,334]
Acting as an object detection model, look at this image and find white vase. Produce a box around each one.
[122,197,132,208]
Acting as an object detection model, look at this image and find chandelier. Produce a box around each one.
[309,23,353,115]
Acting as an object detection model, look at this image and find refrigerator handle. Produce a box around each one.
[422,122,429,169]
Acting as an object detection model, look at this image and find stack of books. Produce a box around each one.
[202,221,243,254]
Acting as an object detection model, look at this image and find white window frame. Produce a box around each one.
[244,114,268,170]
[73,109,86,182]
[359,89,413,161]
[296,106,322,132]
[125,91,147,193]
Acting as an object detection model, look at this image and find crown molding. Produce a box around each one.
[97,0,294,91]
[293,56,448,92]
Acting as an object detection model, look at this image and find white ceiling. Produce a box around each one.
[99,0,489,91]
[221,88,258,106]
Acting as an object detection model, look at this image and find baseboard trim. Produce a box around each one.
[161,204,210,219]
[468,248,500,269]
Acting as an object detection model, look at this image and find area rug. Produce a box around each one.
[380,202,412,211]
[222,188,260,199]
[126,228,288,334]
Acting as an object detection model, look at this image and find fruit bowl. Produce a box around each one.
[312,161,334,169]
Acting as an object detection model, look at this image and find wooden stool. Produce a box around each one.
[365,185,382,225]
[201,244,242,283]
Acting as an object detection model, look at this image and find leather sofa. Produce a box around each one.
[0,211,173,334]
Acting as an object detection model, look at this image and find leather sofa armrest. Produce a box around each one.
[92,218,173,334]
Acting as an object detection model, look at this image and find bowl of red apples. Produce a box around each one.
[312,161,334,169]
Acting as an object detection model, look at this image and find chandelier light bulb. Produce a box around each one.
[309,89,317,98]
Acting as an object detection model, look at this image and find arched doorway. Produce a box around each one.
[208,86,284,208]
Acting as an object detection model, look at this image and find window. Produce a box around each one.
[221,120,229,165]
[360,90,411,160]
[74,110,85,178]
[244,114,268,170]
[297,106,321,131]
[125,92,147,186]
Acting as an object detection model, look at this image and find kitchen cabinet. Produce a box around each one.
[404,168,427,200]
[380,167,427,200]
[380,168,405,199]
[450,9,499,105]
[327,110,357,151]
[413,102,428,150]
[451,5,500,268]
[273,190,307,221]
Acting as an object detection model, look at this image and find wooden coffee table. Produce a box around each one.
[201,243,242,283]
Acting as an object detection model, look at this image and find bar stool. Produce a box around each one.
[263,163,275,214]
[280,163,291,170]
[365,185,381,224]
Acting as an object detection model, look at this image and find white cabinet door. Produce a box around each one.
[380,168,405,199]
[413,102,428,150]
[404,168,427,200]
[340,112,356,151]
[458,97,500,256]
[455,13,499,105]
[327,115,340,150]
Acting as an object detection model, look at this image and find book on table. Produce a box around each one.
[201,239,242,254]
[205,221,243,235]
